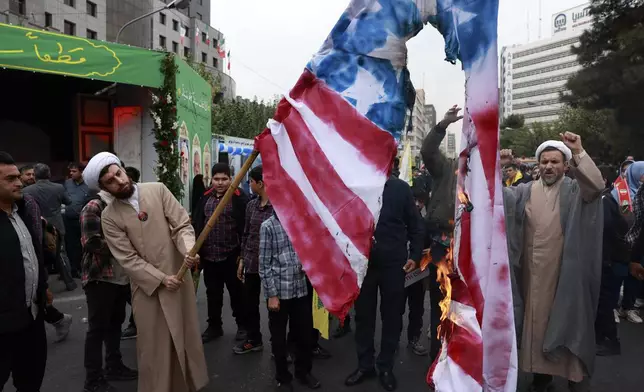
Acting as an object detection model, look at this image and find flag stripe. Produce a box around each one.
[279,104,375,257]
[256,131,360,316]
[282,70,396,174]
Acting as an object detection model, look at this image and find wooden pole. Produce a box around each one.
[177,150,260,279]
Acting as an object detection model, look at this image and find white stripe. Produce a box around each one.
[284,95,389,221]
[433,355,482,392]
[449,300,482,338]
[268,119,373,286]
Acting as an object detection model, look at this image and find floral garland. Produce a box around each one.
[150,53,184,200]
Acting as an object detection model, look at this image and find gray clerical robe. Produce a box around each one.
[102,183,208,392]
[503,153,604,381]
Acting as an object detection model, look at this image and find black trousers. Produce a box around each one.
[84,281,128,382]
[125,286,136,328]
[595,265,622,342]
[0,311,46,392]
[203,253,244,329]
[43,304,65,325]
[64,217,82,277]
[243,273,262,343]
[354,264,406,372]
[622,273,643,310]
[405,279,425,341]
[268,296,313,383]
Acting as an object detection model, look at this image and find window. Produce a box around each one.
[212,57,218,68]
[159,12,166,25]
[86,1,97,17]
[45,12,52,27]
[513,60,578,79]
[199,0,203,4]
[212,39,218,48]
[513,86,567,100]
[201,32,207,43]
[86,29,97,39]
[159,35,167,49]
[513,73,575,90]
[184,47,190,58]
[201,52,207,63]
[64,0,75,7]
[514,37,579,59]
[11,0,26,15]
[514,50,572,69]
[64,20,76,35]
[196,12,203,21]
[172,41,179,54]
[184,27,189,37]
[172,20,178,31]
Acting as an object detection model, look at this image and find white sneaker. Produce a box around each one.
[626,309,643,324]
[635,298,644,309]
[54,314,73,342]
[614,309,620,324]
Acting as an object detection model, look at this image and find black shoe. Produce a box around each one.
[332,323,352,339]
[312,345,331,359]
[379,370,397,391]
[297,373,321,389]
[596,339,621,356]
[345,368,376,386]
[235,328,248,342]
[83,377,117,392]
[121,325,137,340]
[202,325,223,343]
[233,340,264,355]
[104,363,138,381]
[276,382,294,391]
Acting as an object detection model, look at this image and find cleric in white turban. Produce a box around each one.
[535,140,572,163]
[503,132,605,392]
[86,151,209,392]
[83,152,123,191]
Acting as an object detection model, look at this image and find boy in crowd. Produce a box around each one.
[259,210,321,391]
[193,163,248,342]
[234,166,273,354]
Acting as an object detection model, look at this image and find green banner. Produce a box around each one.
[0,23,164,87]
[174,57,212,209]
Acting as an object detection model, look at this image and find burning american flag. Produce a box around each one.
[256,0,516,389]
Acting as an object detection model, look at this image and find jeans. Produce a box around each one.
[268,296,313,383]
[595,265,622,342]
[405,280,425,341]
[203,252,245,329]
[0,311,47,392]
[243,273,262,343]
[84,282,128,383]
[621,273,643,310]
[64,216,82,277]
[354,264,406,372]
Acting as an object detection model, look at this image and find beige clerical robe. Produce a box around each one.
[519,153,604,382]
[102,183,208,392]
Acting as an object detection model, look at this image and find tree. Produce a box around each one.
[500,114,525,130]
[212,97,279,139]
[500,122,558,158]
[564,0,644,162]
[554,107,619,163]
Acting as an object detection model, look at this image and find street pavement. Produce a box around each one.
[5,276,643,392]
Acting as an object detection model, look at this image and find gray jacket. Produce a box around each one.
[503,174,603,376]
[23,180,71,235]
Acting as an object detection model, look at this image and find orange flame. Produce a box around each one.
[436,240,455,337]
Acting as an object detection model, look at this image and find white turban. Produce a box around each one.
[84,152,121,191]
[535,140,572,162]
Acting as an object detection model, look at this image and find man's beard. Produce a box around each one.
[111,181,135,199]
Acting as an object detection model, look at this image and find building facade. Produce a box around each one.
[0,0,236,99]
[500,3,591,124]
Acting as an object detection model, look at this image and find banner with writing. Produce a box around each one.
[0,22,164,87]
[312,290,330,340]
[174,57,212,210]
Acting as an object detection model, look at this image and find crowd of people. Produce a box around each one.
[1,107,644,392]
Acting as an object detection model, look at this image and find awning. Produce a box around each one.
[218,143,253,156]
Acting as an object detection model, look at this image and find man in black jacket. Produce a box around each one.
[595,172,631,356]
[0,152,49,392]
[345,175,423,391]
[193,163,249,343]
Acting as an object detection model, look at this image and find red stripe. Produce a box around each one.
[457,211,485,326]
[278,69,396,174]
[255,129,359,318]
[472,108,500,202]
[280,105,374,256]
[445,317,484,384]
